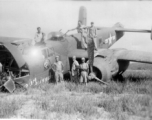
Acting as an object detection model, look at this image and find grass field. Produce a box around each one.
[0,62,152,120]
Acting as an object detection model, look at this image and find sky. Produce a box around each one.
[0,0,152,51]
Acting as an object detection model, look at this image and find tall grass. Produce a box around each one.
[0,99,18,118]
[2,61,152,119]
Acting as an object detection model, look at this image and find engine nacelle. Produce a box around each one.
[117,60,130,75]
[93,56,124,82]
[93,57,112,82]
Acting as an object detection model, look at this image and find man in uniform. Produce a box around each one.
[79,57,89,85]
[33,27,45,46]
[71,56,79,83]
[53,56,64,83]
[67,20,88,50]
[87,22,98,51]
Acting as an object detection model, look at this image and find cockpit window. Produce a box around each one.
[48,48,54,57]
[50,36,64,41]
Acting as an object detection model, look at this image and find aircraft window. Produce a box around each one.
[50,36,64,41]
[42,49,47,58]
[48,48,54,57]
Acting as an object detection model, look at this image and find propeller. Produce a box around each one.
[63,30,70,36]
[88,72,108,85]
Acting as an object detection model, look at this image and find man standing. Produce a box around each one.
[67,20,88,50]
[53,56,64,83]
[71,56,79,83]
[79,57,89,85]
[87,22,98,73]
[33,27,45,46]
[87,22,98,51]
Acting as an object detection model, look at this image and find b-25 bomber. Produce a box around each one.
[47,6,152,82]
[1,6,152,93]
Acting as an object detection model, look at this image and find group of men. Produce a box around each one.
[68,21,98,51]
[33,20,98,84]
[52,55,89,85]
[33,21,98,51]
[71,56,89,85]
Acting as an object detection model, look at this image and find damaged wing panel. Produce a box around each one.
[3,43,25,68]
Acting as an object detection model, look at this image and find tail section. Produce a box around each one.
[79,6,87,26]
[113,22,125,40]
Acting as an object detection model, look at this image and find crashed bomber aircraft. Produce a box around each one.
[0,37,57,93]
[1,6,152,93]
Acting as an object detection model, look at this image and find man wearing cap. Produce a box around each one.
[33,27,45,46]
[87,22,98,51]
[53,56,64,83]
[67,20,88,50]
[71,56,79,83]
[79,57,89,85]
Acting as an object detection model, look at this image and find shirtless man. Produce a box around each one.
[67,20,88,50]
[79,57,89,85]
[33,27,45,46]
[53,56,64,83]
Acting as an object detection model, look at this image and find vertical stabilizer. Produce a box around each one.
[79,6,87,26]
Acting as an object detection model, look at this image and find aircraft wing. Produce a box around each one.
[115,49,152,64]
[115,28,151,33]
[0,36,31,43]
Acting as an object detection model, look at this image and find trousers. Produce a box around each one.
[80,71,88,83]
[81,34,87,49]
[55,71,63,83]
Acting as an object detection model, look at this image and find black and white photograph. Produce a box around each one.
[0,0,152,119]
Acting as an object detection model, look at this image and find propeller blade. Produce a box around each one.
[88,72,108,85]
[94,76,108,85]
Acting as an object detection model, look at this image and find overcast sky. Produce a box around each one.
[0,0,152,51]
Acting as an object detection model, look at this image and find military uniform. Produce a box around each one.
[71,60,79,83]
[53,61,64,83]
[77,25,88,49]
[79,62,89,83]
[88,26,98,50]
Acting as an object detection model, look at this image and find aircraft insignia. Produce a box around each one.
[104,34,115,45]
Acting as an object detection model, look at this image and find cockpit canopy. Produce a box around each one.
[47,32,64,41]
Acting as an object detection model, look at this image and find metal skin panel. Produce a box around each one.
[96,28,116,49]
[4,79,15,93]
[3,43,25,68]
[14,75,30,88]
